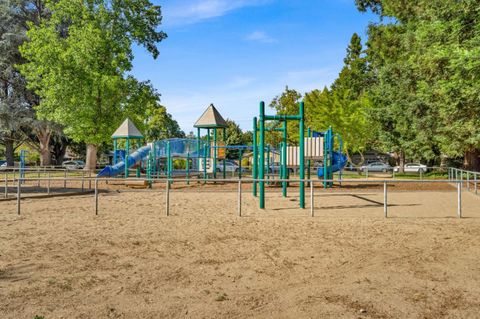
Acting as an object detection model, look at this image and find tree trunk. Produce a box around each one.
[85,144,98,171]
[463,148,480,171]
[5,138,15,166]
[394,151,405,173]
[38,131,52,166]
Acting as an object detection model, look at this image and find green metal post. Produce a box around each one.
[253,117,258,196]
[136,140,141,178]
[213,128,217,179]
[186,152,190,185]
[282,120,287,197]
[206,129,210,180]
[299,102,305,209]
[113,139,118,165]
[259,102,265,209]
[223,127,226,179]
[197,128,201,175]
[125,138,130,178]
[323,131,328,189]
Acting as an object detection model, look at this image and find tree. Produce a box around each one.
[144,104,185,141]
[19,0,167,170]
[357,0,480,170]
[269,87,302,144]
[218,119,248,159]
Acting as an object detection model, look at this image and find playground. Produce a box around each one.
[1,103,480,318]
[1,187,480,318]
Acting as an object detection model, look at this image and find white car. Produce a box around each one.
[62,160,85,170]
[394,163,428,173]
[216,161,245,173]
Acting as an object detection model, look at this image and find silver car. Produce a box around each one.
[360,162,393,172]
[62,160,85,170]
[394,163,428,173]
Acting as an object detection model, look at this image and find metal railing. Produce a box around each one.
[2,175,476,219]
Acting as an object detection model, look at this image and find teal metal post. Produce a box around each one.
[206,129,211,180]
[136,140,141,178]
[125,138,130,178]
[196,127,201,174]
[186,152,190,185]
[299,102,305,209]
[259,102,265,209]
[323,131,328,189]
[253,117,258,196]
[282,120,287,197]
[113,139,118,165]
[223,127,226,179]
[213,128,217,179]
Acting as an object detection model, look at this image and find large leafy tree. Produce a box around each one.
[269,87,302,145]
[144,105,185,141]
[19,0,167,170]
[357,0,480,170]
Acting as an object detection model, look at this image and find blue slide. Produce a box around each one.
[317,151,348,177]
[97,145,151,177]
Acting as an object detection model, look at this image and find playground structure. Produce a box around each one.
[97,101,348,208]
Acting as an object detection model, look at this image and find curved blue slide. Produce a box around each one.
[97,145,151,177]
[317,151,348,177]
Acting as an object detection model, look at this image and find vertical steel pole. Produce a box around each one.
[125,138,130,178]
[457,182,462,218]
[47,172,51,195]
[165,180,170,216]
[259,102,265,209]
[213,128,217,179]
[299,102,305,209]
[384,181,388,218]
[253,117,258,196]
[89,171,92,189]
[223,127,227,180]
[310,180,314,217]
[467,172,470,191]
[17,178,21,216]
[64,170,67,189]
[238,180,242,217]
[37,168,40,188]
[186,152,190,185]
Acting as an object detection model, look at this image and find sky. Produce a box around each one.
[131,0,378,133]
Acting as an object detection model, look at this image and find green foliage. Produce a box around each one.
[269,87,302,144]
[144,104,185,141]
[19,0,167,147]
[218,119,251,159]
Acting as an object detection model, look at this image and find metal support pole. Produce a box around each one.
[17,178,21,215]
[213,128,217,179]
[282,120,287,197]
[384,181,388,218]
[253,117,258,196]
[310,180,314,217]
[467,172,470,191]
[237,180,242,217]
[366,167,369,179]
[89,171,92,189]
[186,152,190,185]
[47,172,51,195]
[64,170,67,189]
[457,182,462,218]
[95,178,99,215]
[37,169,40,188]
[165,180,170,216]
[259,102,265,209]
[299,102,305,209]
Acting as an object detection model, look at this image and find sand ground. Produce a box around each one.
[1,185,480,318]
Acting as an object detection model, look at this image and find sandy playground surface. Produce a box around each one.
[1,184,480,318]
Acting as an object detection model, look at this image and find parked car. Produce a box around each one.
[62,160,85,170]
[394,163,428,173]
[216,161,245,173]
[0,161,6,169]
[360,162,393,172]
[268,165,295,174]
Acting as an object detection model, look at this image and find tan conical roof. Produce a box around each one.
[194,104,228,128]
[112,118,143,138]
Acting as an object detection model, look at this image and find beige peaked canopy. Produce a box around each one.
[112,118,143,139]
[194,104,228,128]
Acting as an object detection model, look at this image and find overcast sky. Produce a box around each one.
[131,0,377,133]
